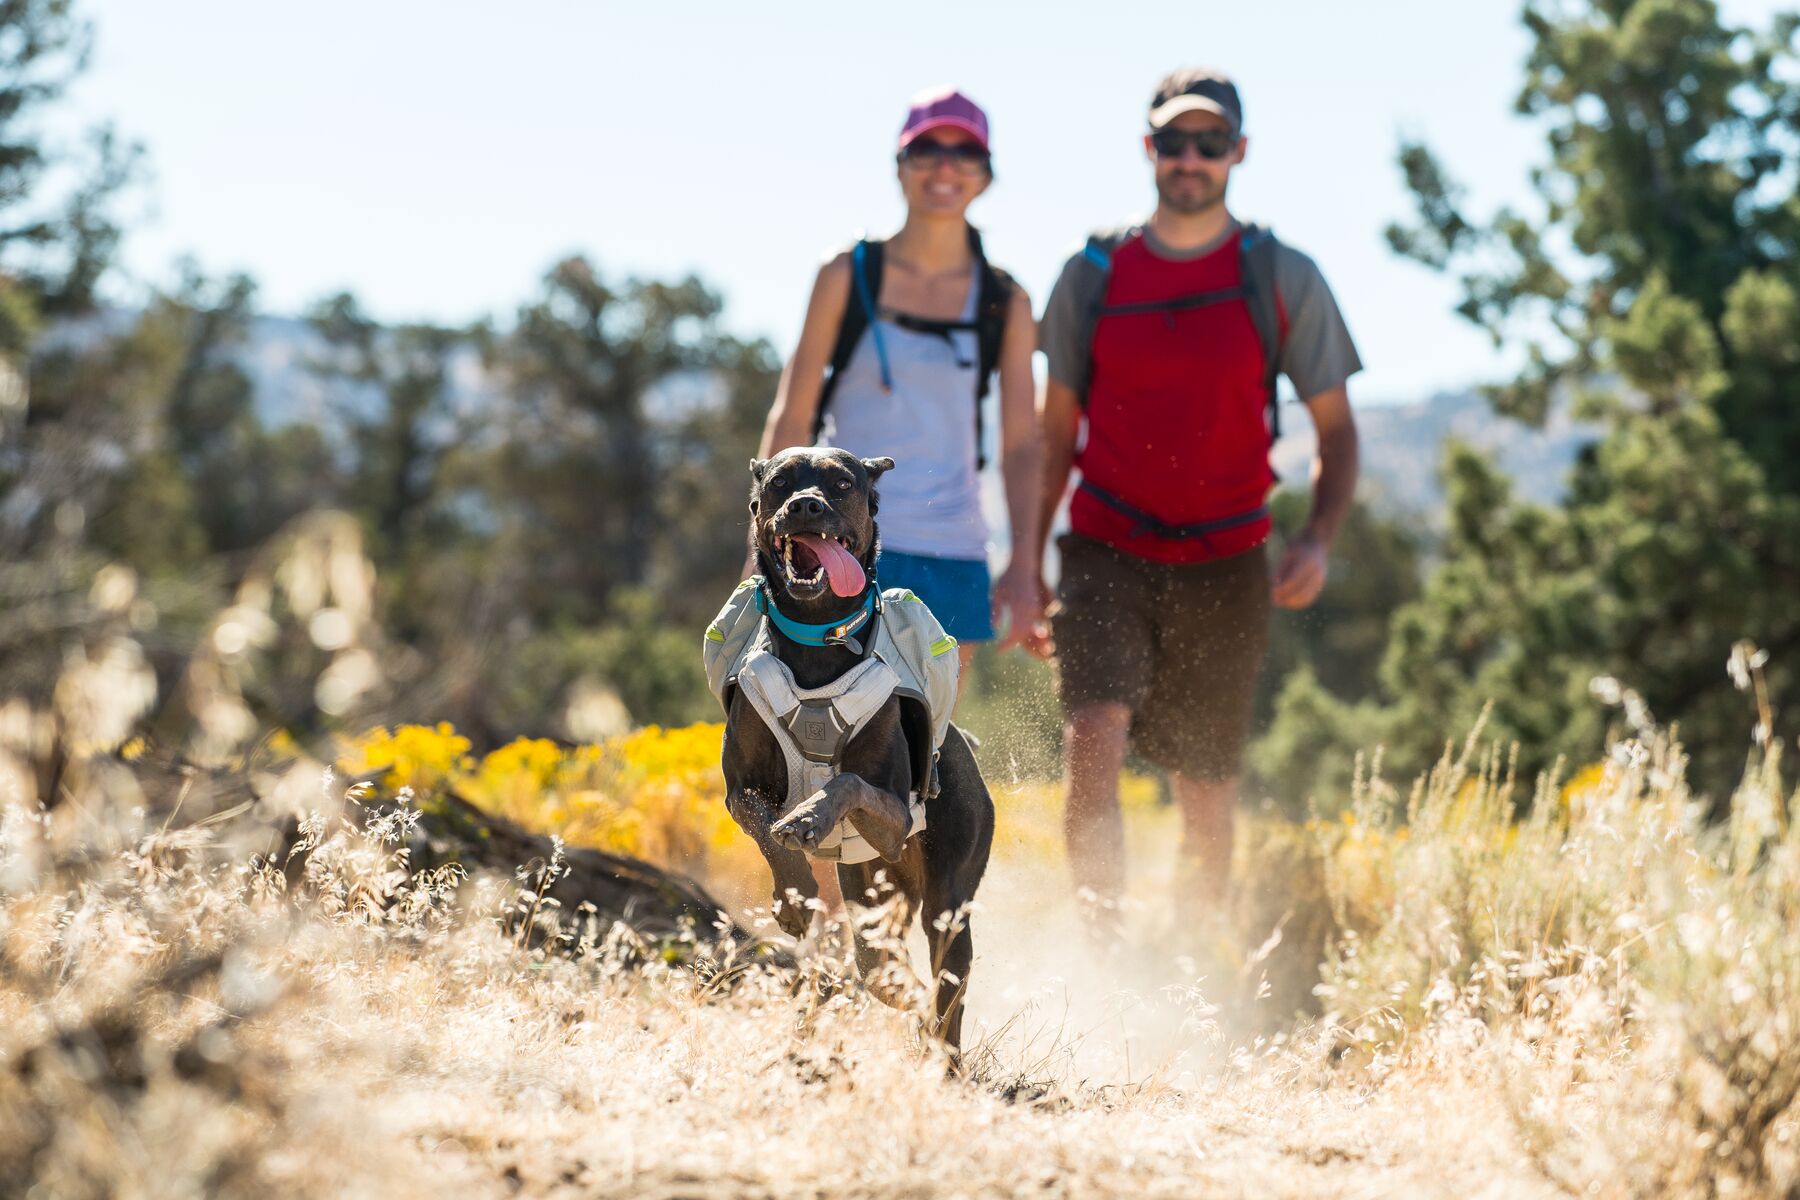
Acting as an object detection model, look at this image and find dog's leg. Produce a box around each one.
[837,862,923,1010]
[923,883,976,1055]
[770,773,911,862]
[839,775,913,862]
[727,788,817,937]
[771,773,911,862]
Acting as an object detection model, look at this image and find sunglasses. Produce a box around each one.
[898,139,991,174]
[1149,127,1239,161]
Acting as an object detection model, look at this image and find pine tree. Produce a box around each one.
[1270,0,1800,800]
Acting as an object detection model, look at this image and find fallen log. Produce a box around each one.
[123,746,778,964]
[409,790,746,947]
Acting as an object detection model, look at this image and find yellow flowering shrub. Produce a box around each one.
[338,721,765,905]
[341,722,474,793]
[1559,760,1610,818]
[331,718,1399,993]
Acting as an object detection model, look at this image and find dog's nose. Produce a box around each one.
[795,496,826,519]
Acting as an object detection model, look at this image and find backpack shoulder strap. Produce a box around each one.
[813,238,888,445]
[1081,224,1136,272]
[1071,225,1138,408]
[1238,222,1285,440]
[966,223,1014,470]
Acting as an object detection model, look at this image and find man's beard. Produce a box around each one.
[1156,170,1226,215]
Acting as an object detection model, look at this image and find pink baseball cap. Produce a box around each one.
[898,86,990,152]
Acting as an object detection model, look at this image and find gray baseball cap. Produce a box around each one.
[1149,67,1243,134]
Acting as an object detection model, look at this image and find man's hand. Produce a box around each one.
[991,557,1048,654]
[1271,533,1329,609]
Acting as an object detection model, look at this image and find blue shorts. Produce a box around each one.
[875,549,993,643]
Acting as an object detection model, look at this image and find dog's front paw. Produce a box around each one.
[770,792,845,855]
[772,895,812,938]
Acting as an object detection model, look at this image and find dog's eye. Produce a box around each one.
[769,474,788,490]
[834,478,852,492]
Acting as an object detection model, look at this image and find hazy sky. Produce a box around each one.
[66,0,1789,401]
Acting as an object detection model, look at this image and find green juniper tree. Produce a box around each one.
[469,257,780,732]
[1268,0,1800,802]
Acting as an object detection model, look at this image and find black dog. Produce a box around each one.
[718,447,994,1049]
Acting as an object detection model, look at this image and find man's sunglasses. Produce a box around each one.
[898,139,991,173]
[1149,128,1239,161]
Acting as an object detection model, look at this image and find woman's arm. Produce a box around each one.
[991,284,1043,651]
[744,254,852,578]
[758,251,853,458]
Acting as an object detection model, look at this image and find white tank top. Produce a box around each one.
[818,263,988,561]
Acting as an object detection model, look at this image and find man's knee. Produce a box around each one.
[1065,703,1131,772]
[1066,701,1132,741]
[1171,772,1237,825]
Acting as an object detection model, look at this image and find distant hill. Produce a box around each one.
[1271,390,1601,518]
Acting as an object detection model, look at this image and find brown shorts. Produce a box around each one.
[1052,533,1271,780]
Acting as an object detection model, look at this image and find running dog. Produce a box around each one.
[711,446,994,1049]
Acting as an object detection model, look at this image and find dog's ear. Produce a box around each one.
[860,456,893,520]
[747,458,767,513]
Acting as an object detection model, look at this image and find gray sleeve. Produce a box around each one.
[1273,244,1362,400]
[1039,248,1105,396]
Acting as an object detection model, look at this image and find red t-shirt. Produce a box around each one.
[1071,231,1284,564]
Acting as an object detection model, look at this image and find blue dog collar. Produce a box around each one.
[754,580,877,648]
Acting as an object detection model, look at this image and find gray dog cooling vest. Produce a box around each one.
[704,579,960,863]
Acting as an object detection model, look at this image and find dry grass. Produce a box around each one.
[5,520,1798,1198]
[10,708,1798,1198]
[0,769,1559,1199]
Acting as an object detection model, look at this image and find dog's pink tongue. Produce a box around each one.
[796,534,866,597]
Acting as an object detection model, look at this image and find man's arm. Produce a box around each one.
[1024,246,1099,652]
[991,286,1044,651]
[1037,377,1080,567]
[1270,384,1358,609]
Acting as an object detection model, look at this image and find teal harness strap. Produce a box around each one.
[755,584,877,649]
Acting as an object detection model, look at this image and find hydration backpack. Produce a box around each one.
[1075,222,1285,437]
[1063,222,1289,549]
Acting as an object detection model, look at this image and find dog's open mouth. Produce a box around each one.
[770,532,865,598]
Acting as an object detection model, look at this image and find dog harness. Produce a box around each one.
[704,578,960,864]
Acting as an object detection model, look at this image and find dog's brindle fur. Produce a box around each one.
[721,447,995,1050]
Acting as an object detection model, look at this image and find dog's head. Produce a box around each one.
[748,447,894,609]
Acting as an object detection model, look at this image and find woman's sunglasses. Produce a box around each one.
[1149,128,1239,161]
[898,139,992,174]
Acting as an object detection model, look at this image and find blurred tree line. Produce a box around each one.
[20,254,781,743]
[0,3,782,746]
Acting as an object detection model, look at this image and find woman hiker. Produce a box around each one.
[753,85,1043,907]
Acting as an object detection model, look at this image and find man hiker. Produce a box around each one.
[1034,67,1362,933]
